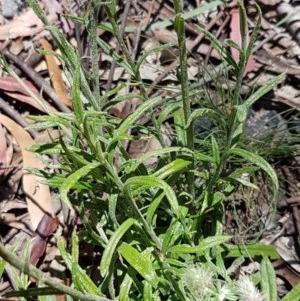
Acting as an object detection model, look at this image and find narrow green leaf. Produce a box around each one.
[152,158,192,180]
[71,232,82,291]
[237,0,247,52]
[0,257,6,278]
[228,148,278,195]
[146,192,165,225]
[235,73,285,123]
[223,244,279,259]
[100,218,136,277]
[119,274,133,301]
[96,37,134,76]
[0,242,109,301]
[194,152,215,163]
[72,58,84,123]
[173,108,186,147]
[28,142,62,155]
[60,162,100,208]
[57,236,103,296]
[108,194,119,227]
[45,26,78,68]
[27,114,75,130]
[185,108,216,129]
[211,191,225,207]
[124,176,179,217]
[168,236,232,254]
[226,176,259,190]
[42,24,95,106]
[223,39,241,52]
[281,282,300,301]
[18,240,32,289]
[143,281,153,301]
[245,2,262,62]
[157,101,181,126]
[103,1,228,33]
[114,96,162,137]
[118,243,157,286]
[87,2,100,103]
[260,257,277,301]
[121,147,193,173]
[211,135,220,166]
[162,220,184,254]
[5,287,61,298]
[99,83,126,106]
[228,166,259,177]
[174,13,184,35]
[57,237,72,270]
[196,25,238,70]
[137,42,176,71]
[27,0,49,25]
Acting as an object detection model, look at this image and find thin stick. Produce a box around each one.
[0,97,38,138]
[0,243,112,301]
[3,50,71,113]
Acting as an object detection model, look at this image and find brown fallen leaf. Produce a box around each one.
[0,76,56,112]
[0,114,54,230]
[273,259,300,287]
[29,213,59,266]
[0,76,40,97]
[40,38,72,107]
[0,8,57,40]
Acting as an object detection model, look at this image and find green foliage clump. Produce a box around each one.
[0,0,294,300]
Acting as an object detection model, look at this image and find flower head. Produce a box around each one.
[236,276,264,301]
[182,264,214,298]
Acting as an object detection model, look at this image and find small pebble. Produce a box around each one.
[0,0,24,19]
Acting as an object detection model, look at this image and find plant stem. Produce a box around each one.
[173,0,195,198]
[104,2,167,148]
[0,243,112,301]
[89,0,101,106]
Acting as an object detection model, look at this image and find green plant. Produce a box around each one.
[0,0,288,300]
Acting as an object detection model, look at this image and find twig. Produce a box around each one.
[0,97,38,139]
[0,242,112,301]
[2,49,71,113]
[204,14,230,66]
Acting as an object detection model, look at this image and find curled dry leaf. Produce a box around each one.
[0,114,54,230]
[40,38,72,107]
